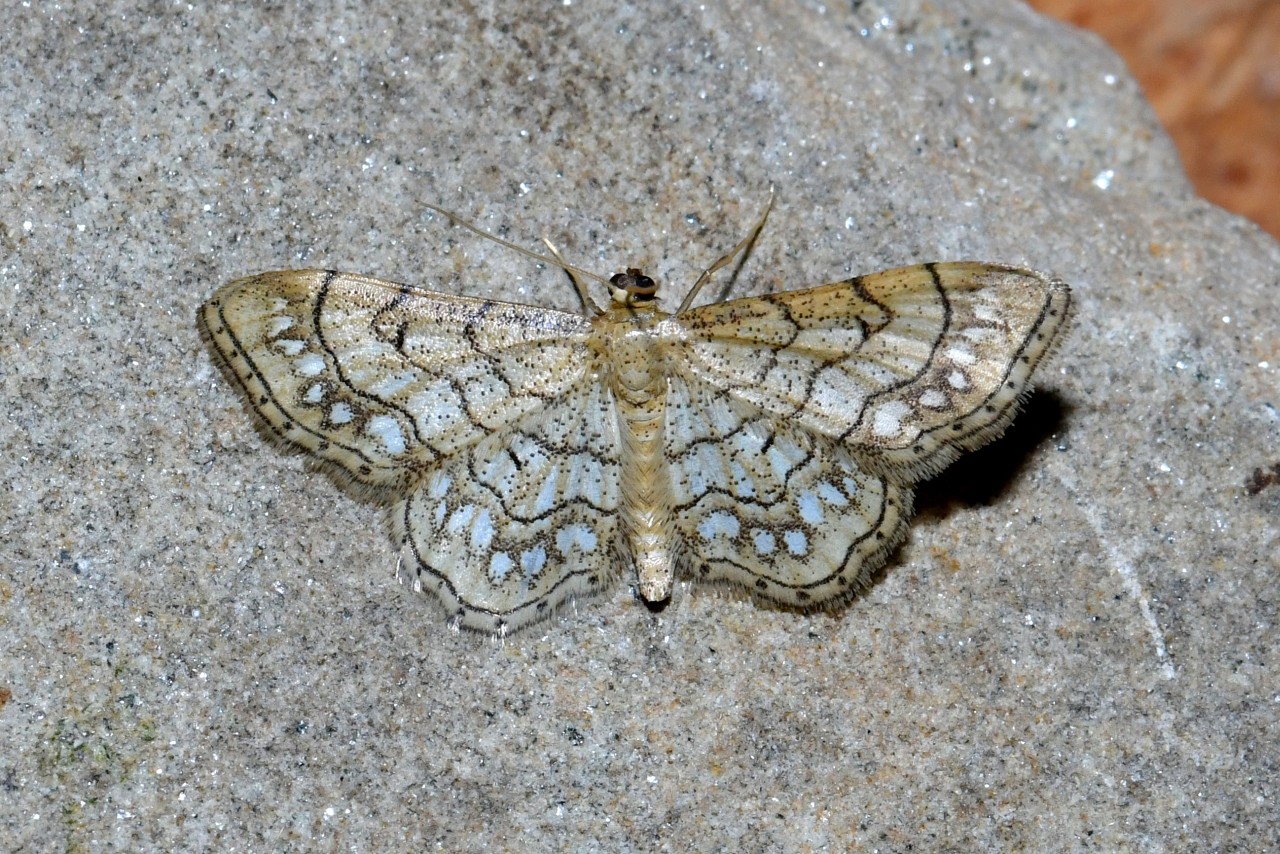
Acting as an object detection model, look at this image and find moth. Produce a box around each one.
[200,200,1071,633]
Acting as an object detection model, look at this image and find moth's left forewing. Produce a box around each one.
[667,262,1071,481]
[200,270,597,493]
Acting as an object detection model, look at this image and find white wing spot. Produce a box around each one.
[685,453,710,496]
[470,507,496,551]
[367,414,407,454]
[329,402,354,424]
[520,546,548,578]
[697,510,741,542]
[427,472,452,500]
[729,461,757,498]
[783,530,809,556]
[797,491,825,525]
[962,327,1003,346]
[919,388,948,409]
[447,504,476,534]
[816,481,848,507]
[948,370,970,390]
[973,301,1002,323]
[489,551,514,581]
[753,529,777,556]
[269,315,295,335]
[946,345,976,366]
[872,400,912,438]
[475,447,513,485]
[275,339,305,356]
[533,467,560,516]
[304,383,325,404]
[766,444,793,483]
[556,523,599,556]
[296,353,326,377]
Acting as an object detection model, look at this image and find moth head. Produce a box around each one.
[608,268,658,305]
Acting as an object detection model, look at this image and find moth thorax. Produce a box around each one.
[609,268,657,304]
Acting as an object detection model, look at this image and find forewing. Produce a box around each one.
[668,262,1071,479]
[200,270,594,490]
[393,376,623,633]
[666,376,910,607]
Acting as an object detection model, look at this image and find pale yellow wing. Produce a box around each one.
[665,262,1071,479]
[664,375,910,607]
[199,270,594,491]
[393,376,623,633]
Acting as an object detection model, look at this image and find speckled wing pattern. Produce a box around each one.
[200,271,595,492]
[201,270,618,631]
[201,261,1070,633]
[661,374,910,607]
[670,262,1070,478]
[391,376,624,630]
[660,262,1071,606]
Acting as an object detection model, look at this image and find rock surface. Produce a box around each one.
[3,0,1277,849]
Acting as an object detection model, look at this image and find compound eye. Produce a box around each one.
[609,268,658,302]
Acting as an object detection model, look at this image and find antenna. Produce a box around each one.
[677,188,775,314]
[422,200,610,312]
